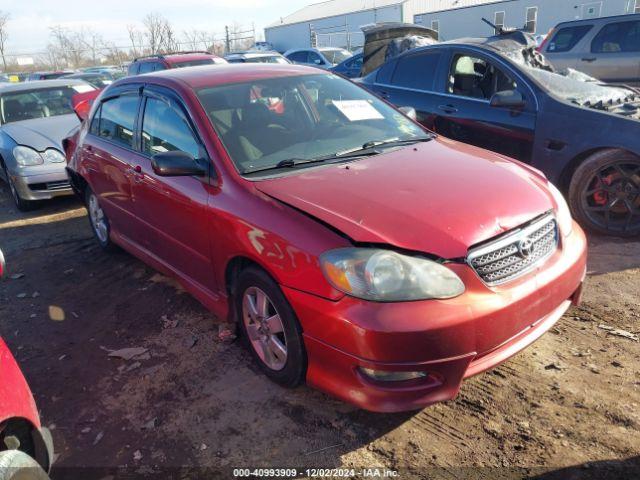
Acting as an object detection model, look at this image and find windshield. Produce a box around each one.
[0,84,95,124]
[197,73,428,175]
[322,50,352,64]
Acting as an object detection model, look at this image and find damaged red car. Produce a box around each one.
[65,64,587,412]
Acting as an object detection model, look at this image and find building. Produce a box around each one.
[265,0,640,52]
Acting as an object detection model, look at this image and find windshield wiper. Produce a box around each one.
[361,136,433,150]
[243,149,383,174]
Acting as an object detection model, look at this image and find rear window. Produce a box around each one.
[172,58,219,68]
[391,51,441,91]
[547,25,593,53]
[592,20,640,53]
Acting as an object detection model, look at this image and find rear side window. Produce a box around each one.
[95,95,139,148]
[141,97,200,159]
[391,51,441,91]
[138,62,158,74]
[547,25,593,52]
[592,21,640,53]
[287,51,308,63]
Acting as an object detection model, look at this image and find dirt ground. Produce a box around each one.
[0,185,638,480]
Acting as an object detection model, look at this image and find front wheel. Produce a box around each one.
[235,267,307,388]
[568,149,640,237]
[0,450,50,480]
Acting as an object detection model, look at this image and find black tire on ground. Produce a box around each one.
[234,266,307,388]
[3,167,38,212]
[568,149,640,237]
[0,450,50,480]
[84,187,118,252]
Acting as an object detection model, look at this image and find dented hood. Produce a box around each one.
[255,138,554,259]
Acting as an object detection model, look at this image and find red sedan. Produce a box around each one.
[65,64,587,412]
[0,249,54,475]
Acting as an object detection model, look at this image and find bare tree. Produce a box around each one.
[182,29,204,51]
[143,13,166,54]
[127,24,145,57]
[79,27,105,65]
[0,11,9,71]
[161,20,179,53]
[49,25,87,68]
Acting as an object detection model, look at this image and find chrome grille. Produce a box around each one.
[467,214,558,286]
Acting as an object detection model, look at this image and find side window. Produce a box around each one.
[376,59,397,84]
[448,55,516,100]
[97,95,139,148]
[288,51,308,63]
[138,62,156,74]
[391,51,441,91]
[547,25,593,52]
[592,21,640,53]
[89,104,102,136]
[141,97,200,159]
[348,55,363,70]
[307,51,323,65]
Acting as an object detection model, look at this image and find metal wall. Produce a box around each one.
[265,5,404,52]
[413,0,637,40]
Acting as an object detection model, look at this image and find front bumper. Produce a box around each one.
[10,171,72,201]
[284,223,587,412]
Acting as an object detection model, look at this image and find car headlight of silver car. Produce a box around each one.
[41,148,66,163]
[320,248,465,302]
[13,146,44,166]
[548,182,573,237]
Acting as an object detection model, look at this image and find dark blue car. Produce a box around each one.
[330,52,363,78]
[359,32,640,236]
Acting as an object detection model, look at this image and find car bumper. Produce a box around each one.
[10,171,73,201]
[284,223,587,412]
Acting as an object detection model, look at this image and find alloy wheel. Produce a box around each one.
[242,286,288,371]
[581,161,640,234]
[88,193,109,243]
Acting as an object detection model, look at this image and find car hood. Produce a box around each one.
[1,114,79,151]
[255,138,555,259]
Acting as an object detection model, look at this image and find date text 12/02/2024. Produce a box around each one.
[232,468,399,477]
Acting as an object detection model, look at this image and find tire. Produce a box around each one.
[85,187,117,252]
[3,167,37,212]
[0,450,50,480]
[568,149,640,237]
[234,267,307,388]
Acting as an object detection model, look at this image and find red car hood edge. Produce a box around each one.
[254,138,554,259]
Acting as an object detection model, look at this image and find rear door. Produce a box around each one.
[82,88,142,238]
[370,48,446,130]
[129,87,216,292]
[586,19,640,84]
[431,48,537,162]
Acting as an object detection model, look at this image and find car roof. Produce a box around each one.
[0,79,92,93]
[135,52,221,64]
[554,12,640,28]
[227,52,282,58]
[117,63,322,90]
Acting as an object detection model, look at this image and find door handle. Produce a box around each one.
[438,104,458,114]
[581,57,597,63]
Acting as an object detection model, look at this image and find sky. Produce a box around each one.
[3,0,311,57]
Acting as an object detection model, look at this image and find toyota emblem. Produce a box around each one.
[518,238,535,258]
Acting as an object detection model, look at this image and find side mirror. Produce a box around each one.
[490,90,526,109]
[398,106,418,121]
[151,151,207,177]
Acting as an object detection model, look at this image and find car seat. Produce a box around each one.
[451,56,484,99]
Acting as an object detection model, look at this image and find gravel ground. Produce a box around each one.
[0,185,638,480]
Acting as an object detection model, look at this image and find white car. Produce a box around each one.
[284,47,352,69]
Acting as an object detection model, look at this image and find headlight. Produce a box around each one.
[13,146,43,166]
[320,248,465,302]
[548,182,573,237]
[42,148,66,163]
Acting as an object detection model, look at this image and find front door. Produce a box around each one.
[129,90,216,293]
[432,50,537,162]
